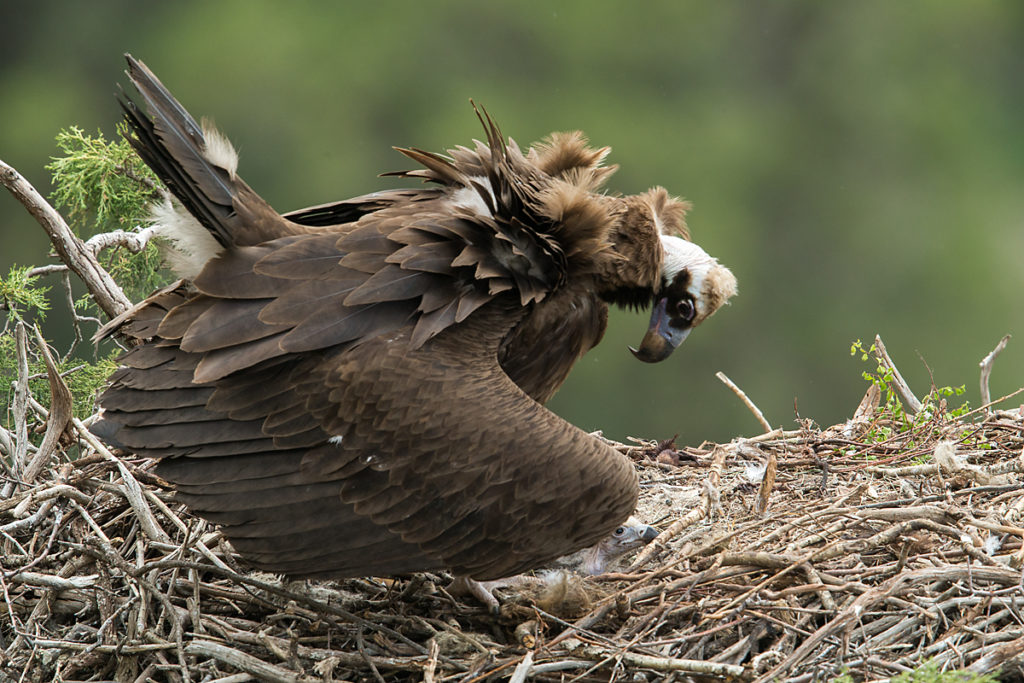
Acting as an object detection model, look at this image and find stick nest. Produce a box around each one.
[3,394,1023,683]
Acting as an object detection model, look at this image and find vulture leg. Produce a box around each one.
[448,575,512,614]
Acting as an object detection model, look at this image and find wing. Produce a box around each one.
[96,286,637,580]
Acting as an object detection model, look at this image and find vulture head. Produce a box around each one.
[632,232,737,363]
[567,515,659,575]
[594,188,737,364]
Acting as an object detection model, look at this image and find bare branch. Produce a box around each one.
[20,326,73,486]
[979,334,1011,409]
[0,158,131,320]
[184,640,306,683]
[1,322,31,500]
[26,264,68,277]
[873,334,923,414]
[716,370,772,432]
[84,226,160,255]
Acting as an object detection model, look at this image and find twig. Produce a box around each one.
[84,226,161,255]
[873,335,923,414]
[62,410,170,544]
[716,371,772,432]
[957,386,1024,420]
[21,639,179,654]
[21,327,73,485]
[979,334,1011,409]
[0,498,57,535]
[508,650,534,683]
[26,264,69,277]
[184,640,313,683]
[423,640,440,683]
[0,158,131,319]
[58,270,102,359]
[572,643,747,678]
[0,424,13,459]
[2,322,31,499]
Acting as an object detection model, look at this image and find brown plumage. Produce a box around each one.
[93,55,735,584]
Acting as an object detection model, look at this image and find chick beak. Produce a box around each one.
[629,296,691,363]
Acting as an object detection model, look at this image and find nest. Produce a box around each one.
[2,382,1023,683]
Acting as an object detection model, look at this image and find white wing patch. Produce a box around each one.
[149,197,224,279]
[201,118,239,179]
[449,176,495,218]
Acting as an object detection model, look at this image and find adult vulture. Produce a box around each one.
[93,55,736,595]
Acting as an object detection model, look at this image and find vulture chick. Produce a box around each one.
[551,515,658,575]
[93,56,735,601]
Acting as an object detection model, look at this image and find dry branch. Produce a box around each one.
[873,334,923,413]
[980,334,1011,408]
[5,322,30,498]
[0,158,131,319]
[83,226,161,255]
[716,371,773,432]
[19,327,73,485]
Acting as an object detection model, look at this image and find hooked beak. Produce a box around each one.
[629,297,691,363]
[640,525,659,543]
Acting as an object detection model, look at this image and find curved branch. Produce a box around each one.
[84,226,160,255]
[0,159,131,319]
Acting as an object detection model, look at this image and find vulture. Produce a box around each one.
[93,55,736,599]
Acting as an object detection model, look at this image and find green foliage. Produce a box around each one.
[0,265,51,321]
[0,268,119,430]
[1,128,169,439]
[894,660,997,683]
[47,125,171,305]
[0,333,120,427]
[849,339,969,447]
[1,126,173,442]
[46,124,159,233]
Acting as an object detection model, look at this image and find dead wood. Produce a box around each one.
[1,388,1020,682]
[0,158,132,319]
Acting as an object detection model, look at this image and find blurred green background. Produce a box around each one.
[2,2,1022,444]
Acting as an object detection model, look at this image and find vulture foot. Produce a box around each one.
[447,575,532,613]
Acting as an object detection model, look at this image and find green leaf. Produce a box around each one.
[0,265,51,321]
[46,125,160,234]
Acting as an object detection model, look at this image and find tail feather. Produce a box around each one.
[120,54,302,251]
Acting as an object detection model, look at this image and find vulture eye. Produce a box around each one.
[675,298,696,323]
[614,526,625,536]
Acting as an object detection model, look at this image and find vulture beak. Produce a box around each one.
[629,296,692,363]
[640,524,659,543]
